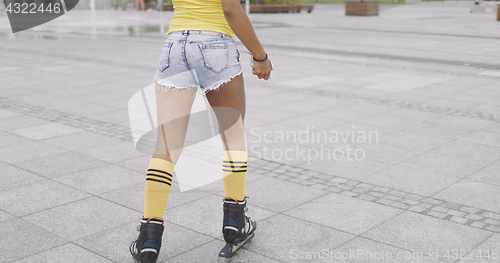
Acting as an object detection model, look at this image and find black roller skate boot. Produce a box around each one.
[130,218,164,263]
[218,197,256,263]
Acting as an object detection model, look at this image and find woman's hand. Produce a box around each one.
[221,0,273,80]
[252,58,273,81]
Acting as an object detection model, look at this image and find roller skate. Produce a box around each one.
[130,218,164,263]
[217,197,256,263]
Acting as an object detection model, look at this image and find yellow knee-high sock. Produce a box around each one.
[223,150,247,201]
[143,158,174,219]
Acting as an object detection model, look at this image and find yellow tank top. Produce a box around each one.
[167,0,235,38]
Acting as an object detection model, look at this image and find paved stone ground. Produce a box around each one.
[1,2,500,263]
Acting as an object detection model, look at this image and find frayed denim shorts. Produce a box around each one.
[154,30,242,94]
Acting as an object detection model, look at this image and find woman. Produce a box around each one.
[129,0,272,262]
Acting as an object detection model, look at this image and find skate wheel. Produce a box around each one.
[229,257,233,261]
[242,244,246,248]
[235,250,239,255]
[248,238,252,242]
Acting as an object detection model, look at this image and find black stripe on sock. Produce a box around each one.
[148,169,173,178]
[223,169,247,173]
[223,165,248,168]
[223,161,247,164]
[146,178,172,186]
[147,173,172,183]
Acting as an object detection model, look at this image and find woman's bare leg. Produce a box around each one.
[206,74,247,203]
[132,87,196,263]
[153,87,197,164]
[205,74,246,151]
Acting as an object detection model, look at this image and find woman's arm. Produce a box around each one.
[221,0,273,80]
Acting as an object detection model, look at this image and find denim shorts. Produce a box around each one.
[154,31,242,94]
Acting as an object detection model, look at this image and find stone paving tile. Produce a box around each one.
[98,182,210,213]
[0,163,44,191]
[399,152,488,179]
[384,108,444,122]
[245,177,328,213]
[0,87,23,97]
[162,239,278,263]
[41,131,124,151]
[482,212,500,221]
[76,141,147,163]
[249,141,312,167]
[430,140,500,164]
[34,97,90,113]
[276,96,346,115]
[256,158,500,235]
[54,164,144,195]
[433,180,500,214]
[285,193,402,235]
[0,98,132,141]
[62,102,122,118]
[470,222,486,229]
[406,122,476,140]
[282,114,346,131]
[13,243,114,263]
[76,220,214,263]
[0,141,68,164]
[165,194,275,239]
[377,131,449,151]
[455,233,500,263]
[0,131,33,148]
[466,162,500,187]
[362,165,460,196]
[0,218,67,262]
[482,123,500,135]
[465,214,483,221]
[312,108,376,122]
[5,91,61,106]
[460,206,482,214]
[248,214,354,263]
[88,109,130,126]
[298,158,390,181]
[13,151,109,179]
[246,122,309,143]
[0,179,91,217]
[362,212,492,261]
[23,197,140,241]
[11,123,84,140]
[357,115,423,131]
[447,210,466,217]
[0,108,22,119]
[0,210,15,222]
[0,114,51,131]
[329,237,445,263]
[361,143,423,164]
[429,115,497,131]
[246,90,316,109]
[248,108,298,124]
[461,130,500,148]
[426,98,479,110]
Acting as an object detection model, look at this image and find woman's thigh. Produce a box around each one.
[153,87,197,164]
[205,74,246,151]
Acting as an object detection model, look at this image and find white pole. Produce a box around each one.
[245,0,250,15]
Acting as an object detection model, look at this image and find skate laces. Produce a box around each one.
[223,197,248,205]
[141,217,164,225]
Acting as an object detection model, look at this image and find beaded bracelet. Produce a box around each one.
[253,53,268,62]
